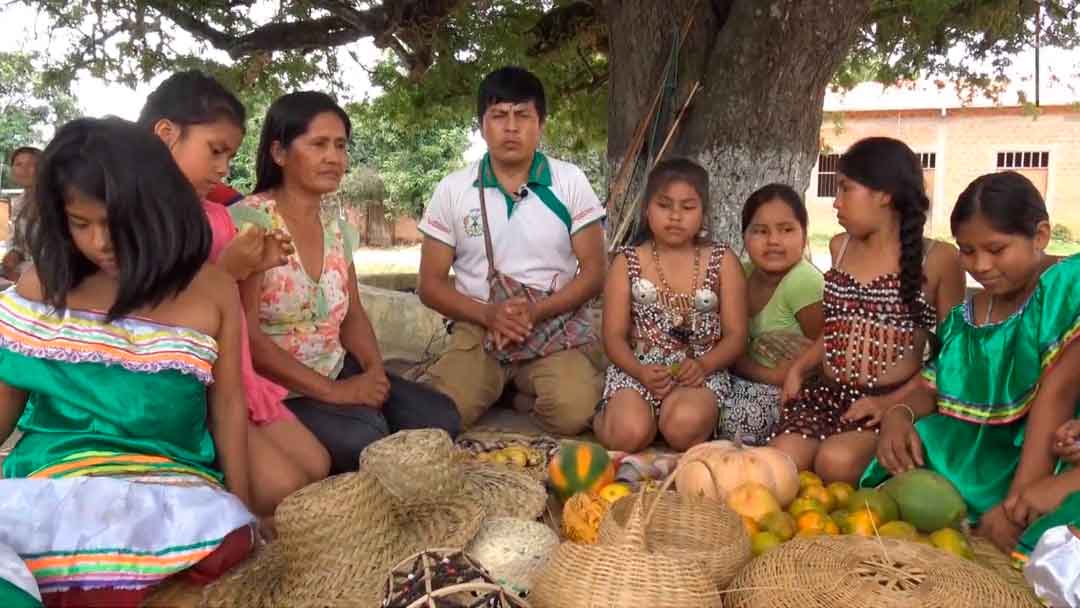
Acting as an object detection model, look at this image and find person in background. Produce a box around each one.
[2,146,41,282]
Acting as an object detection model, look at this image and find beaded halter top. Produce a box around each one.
[822,236,937,388]
[624,243,725,358]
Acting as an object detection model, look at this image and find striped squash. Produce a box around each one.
[548,441,615,502]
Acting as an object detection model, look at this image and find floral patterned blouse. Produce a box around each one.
[230,193,357,379]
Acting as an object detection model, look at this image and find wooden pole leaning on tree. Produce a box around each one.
[605,1,700,251]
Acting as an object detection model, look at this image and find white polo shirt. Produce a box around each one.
[418,152,605,302]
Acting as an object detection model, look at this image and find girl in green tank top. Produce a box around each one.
[725,184,824,445]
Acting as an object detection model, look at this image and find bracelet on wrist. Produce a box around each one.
[886,403,916,425]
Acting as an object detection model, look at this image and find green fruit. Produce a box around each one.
[881,470,968,533]
[847,489,899,524]
[878,520,919,540]
[751,531,783,557]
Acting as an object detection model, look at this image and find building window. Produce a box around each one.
[997,151,1049,169]
[816,153,841,197]
[918,153,937,170]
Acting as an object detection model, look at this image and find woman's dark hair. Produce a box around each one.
[9,146,41,165]
[136,70,246,132]
[28,117,210,320]
[477,66,547,125]
[741,183,808,234]
[839,137,929,319]
[951,171,1048,238]
[632,157,710,245]
[253,91,351,194]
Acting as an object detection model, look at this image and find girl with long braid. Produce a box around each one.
[768,137,966,484]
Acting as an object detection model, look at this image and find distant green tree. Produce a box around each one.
[0,51,79,183]
[348,98,469,218]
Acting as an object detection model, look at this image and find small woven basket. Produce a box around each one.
[723,535,1042,608]
[383,548,530,608]
[597,459,750,589]
[529,486,724,607]
[465,517,560,597]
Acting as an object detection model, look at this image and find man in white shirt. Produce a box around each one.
[2,146,40,282]
[417,66,605,435]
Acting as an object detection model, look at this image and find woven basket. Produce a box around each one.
[458,461,548,521]
[465,517,560,597]
[970,536,1041,602]
[383,548,531,608]
[597,460,750,589]
[723,535,1041,608]
[529,487,724,607]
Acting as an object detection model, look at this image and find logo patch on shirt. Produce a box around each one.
[464,208,483,237]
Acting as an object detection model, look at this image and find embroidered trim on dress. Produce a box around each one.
[0,291,217,385]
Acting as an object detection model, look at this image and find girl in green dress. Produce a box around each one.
[0,118,255,607]
[855,172,1080,594]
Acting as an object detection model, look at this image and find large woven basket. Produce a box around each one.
[723,535,1041,608]
[529,487,724,607]
[597,461,750,589]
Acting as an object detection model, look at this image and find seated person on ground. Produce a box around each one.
[417,66,606,437]
[0,118,254,608]
[234,91,460,475]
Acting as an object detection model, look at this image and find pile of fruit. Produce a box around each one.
[727,468,972,560]
[472,445,546,468]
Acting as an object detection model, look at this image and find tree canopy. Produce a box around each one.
[9,0,1080,238]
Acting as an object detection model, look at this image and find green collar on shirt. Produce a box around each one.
[473,151,571,232]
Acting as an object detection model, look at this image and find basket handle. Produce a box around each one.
[622,455,721,549]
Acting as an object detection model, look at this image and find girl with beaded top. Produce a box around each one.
[768,137,965,484]
[594,159,748,453]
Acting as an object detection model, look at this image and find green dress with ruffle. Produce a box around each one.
[860,254,1080,561]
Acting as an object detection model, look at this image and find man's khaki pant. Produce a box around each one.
[422,322,601,436]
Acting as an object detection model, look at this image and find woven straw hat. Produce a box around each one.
[724,535,1041,608]
[464,517,560,597]
[202,429,543,608]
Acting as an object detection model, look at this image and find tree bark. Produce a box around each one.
[606,0,871,248]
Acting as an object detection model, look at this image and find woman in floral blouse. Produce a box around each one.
[233,92,460,474]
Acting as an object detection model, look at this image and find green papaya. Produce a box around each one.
[881,469,968,533]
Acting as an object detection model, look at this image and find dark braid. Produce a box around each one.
[894,182,929,318]
[838,137,938,359]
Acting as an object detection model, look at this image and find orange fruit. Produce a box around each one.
[742,515,760,536]
[799,470,824,489]
[789,497,825,518]
[841,509,881,537]
[799,484,836,512]
[726,482,781,523]
[826,481,855,509]
[824,519,840,535]
[796,510,830,536]
[760,511,797,541]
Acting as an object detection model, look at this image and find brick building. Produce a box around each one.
[806,78,1080,239]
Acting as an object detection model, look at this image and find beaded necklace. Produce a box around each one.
[650,241,701,338]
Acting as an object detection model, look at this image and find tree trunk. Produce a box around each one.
[606,0,871,248]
